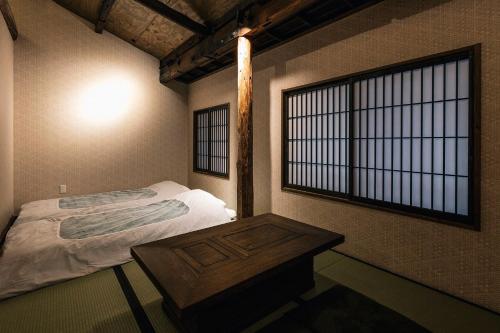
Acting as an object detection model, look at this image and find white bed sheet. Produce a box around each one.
[15,181,190,225]
[0,188,231,300]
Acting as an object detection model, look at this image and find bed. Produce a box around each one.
[0,181,234,300]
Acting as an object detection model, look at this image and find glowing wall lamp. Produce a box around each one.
[77,73,136,126]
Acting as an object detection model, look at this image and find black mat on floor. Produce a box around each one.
[257,285,429,333]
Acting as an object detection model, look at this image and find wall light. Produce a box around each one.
[77,73,136,126]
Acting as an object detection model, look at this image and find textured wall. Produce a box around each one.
[187,0,500,312]
[12,0,188,209]
[188,64,272,214]
[0,12,14,231]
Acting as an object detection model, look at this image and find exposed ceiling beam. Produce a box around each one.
[182,0,211,25]
[134,0,210,35]
[95,0,116,34]
[0,0,18,40]
[160,0,319,83]
[265,30,283,42]
[208,0,258,31]
[160,0,257,69]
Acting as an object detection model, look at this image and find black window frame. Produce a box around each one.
[282,45,481,230]
[193,103,230,178]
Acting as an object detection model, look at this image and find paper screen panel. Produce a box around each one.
[194,105,229,177]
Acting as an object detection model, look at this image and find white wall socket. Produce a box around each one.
[59,185,67,194]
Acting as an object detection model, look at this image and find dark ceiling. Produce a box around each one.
[55,0,241,58]
[54,0,382,84]
[173,0,382,83]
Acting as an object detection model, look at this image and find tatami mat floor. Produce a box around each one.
[0,251,498,333]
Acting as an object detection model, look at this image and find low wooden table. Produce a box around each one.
[131,213,344,333]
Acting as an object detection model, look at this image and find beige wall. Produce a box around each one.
[187,0,500,312]
[0,13,14,231]
[188,66,272,214]
[12,0,188,209]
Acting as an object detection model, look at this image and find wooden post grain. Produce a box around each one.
[237,36,253,218]
[0,0,17,40]
[95,0,116,34]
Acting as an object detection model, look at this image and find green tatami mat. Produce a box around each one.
[1,251,498,333]
[318,251,500,333]
[257,284,428,333]
[120,260,300,333]
[121,261,177,332]
[0,268,140,333]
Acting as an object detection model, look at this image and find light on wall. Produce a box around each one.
[77,73,136,126]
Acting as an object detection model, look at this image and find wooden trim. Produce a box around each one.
[282,186,478,231]
[113,266,156,332]
[0,0,17,40]
[135,0,210,35]
[95,0,116,34]
[470,44,481,231]
[281,45,481,231]
[192,103,230,179]
[0,216,17,251]
[281,86,288,195]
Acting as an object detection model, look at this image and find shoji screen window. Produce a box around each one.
[283,45,480,229]
[284,82,350,196]
[193,104,229,178]
[351,52,477,225]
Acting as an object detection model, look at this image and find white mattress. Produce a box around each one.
[0,182,231,300]
[16,180,191,225]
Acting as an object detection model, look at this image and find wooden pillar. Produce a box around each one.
[0,0,18,40]
[237,36,254,218]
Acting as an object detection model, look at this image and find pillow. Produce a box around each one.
[148,181,190,198]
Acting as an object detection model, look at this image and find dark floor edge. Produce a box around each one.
[0,216,17,251]
[113,266,156,333]
[329,249,500,317]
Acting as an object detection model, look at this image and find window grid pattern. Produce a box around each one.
[352,59,470,216]
[287,84,350,195]
[194,104,229,177]
[283,47,477,226]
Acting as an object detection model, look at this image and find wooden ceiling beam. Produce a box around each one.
[265,30,283,42]
[160,0,257,69]
[95,0,116,34]
[0,0,18,40]
[135,0,211,35]
[160,0,319,83]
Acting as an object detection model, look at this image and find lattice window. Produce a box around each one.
[286,83,350,195]
[194,104,229,177]
[283,46,480,228]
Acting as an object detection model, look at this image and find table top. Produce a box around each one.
[131,213,344,311]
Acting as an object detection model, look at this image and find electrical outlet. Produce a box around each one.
[59,185,67,194]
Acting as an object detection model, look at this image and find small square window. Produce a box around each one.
[193,104,230,178]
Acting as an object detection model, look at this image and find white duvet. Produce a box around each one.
[15,180,191,225]
[0,182,232,300]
